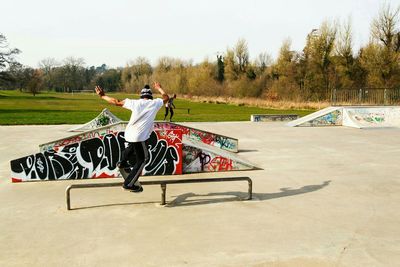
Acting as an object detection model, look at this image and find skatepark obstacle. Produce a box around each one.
[287,106,400,128]
[251,114,299,122]
[66,176,253,210]
[11,121,256,182]
[68,108,122,132]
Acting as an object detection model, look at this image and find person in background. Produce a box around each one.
[164,94,177,122]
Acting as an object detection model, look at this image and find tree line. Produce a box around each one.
[1,4,399,101]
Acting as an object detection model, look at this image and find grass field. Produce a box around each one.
[0,90,314,125]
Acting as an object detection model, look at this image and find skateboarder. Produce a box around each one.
[163,94,176,122]
[95,82,169,192]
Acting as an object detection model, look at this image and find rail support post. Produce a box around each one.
[66,186,72,210]
[247,179,252,200]
[161,184,167,205]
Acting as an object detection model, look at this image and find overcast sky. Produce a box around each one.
[1,0,399,68]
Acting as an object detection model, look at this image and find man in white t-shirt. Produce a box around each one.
[95,82,169,192]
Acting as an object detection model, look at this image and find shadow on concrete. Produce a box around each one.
[70,201,159,210]
[69,180,331,210]
[238,149,259,153]
[167,180,331,207]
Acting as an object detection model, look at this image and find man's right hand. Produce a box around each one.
[95,86,105,97]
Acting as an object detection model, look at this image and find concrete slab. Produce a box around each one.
[0,122,399,267]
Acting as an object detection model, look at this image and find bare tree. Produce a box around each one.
[254,52,273,73]
[0,33,20,82]
[223,48,238,81]
[26,69,43,96]
[122,57,153,91]
[38,57,59,74]
[38,57,59,90]
[275,38,295,78]
[364,3,400,87]
[234,38,249,73]
[371,3,400,52]
[62,57,86,92]
[63,56,85,68]
[305,21,338,91]
[333,18,357,88]
[336,17,353,61]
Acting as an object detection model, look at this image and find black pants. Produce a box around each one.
[121,140,149,187]
[164,107,174,120]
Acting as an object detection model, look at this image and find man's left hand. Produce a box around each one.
[95,86,105,97]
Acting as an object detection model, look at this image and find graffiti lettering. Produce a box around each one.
[198,152,211,171]
[153,122,238,152]
[208,156,233,171]
[304,110,342,126]
[11,130,182,182]
[353,113,385,123]
[143,132,179,175]
[215,136,235,150]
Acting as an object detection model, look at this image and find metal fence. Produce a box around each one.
[331,88,400,106]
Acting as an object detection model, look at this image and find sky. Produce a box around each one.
[1,0,400,68]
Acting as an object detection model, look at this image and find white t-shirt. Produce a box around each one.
[122,98,164,142]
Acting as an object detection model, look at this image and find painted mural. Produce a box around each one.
[299,110,343,127]
[182,145,252,173]
[11,130,182,182]
[145,130,182,175]
[347,109,386,124]
[154,122,238,152]
[354,113,384,123]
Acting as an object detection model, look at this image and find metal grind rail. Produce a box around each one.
[66,177,253,210]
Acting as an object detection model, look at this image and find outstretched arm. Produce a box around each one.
[153,82,169,104]
[95,86,125,106]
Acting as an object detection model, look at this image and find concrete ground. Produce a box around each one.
[0,122,399,267]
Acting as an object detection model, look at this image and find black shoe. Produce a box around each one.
[122,184,132,190]
[131,185,143,193]
[122,184,143,193]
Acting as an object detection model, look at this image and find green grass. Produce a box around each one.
[0,90,314,125]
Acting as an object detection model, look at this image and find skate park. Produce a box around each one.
[2,1,400,265]
[1,115,399,267]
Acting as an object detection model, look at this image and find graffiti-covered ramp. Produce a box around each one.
[10,121,256,182]
[287,106,342,127]
[68,108,122,132]
[287,106,400,129]
[342,106,400,128]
